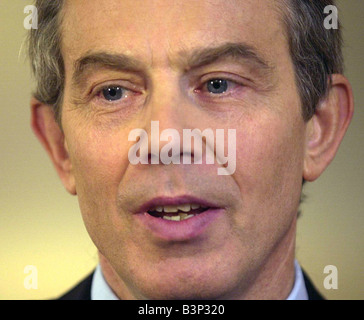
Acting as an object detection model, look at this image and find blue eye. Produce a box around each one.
[102,86,125,101]
[207,79,228,94]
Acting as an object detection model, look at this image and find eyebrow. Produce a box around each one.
[176,42,273,72]
[72,42,274,88]
[72,51,146,88]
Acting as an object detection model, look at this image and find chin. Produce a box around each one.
[139,281,233,300]
[128,264,242,300]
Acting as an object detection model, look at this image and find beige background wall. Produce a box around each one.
[0,0,363,300]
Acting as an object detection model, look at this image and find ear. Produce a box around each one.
[303,74,354,181]
[31,98,77,195]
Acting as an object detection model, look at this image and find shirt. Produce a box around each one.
[91,259,308,300]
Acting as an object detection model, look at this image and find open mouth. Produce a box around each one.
[136,196,224,240]
[147,204,210,221]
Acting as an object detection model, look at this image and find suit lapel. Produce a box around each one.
[302,269,325,300]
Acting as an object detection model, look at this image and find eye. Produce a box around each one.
[101,86,127,101]
[206,79,228,94]
[194,75,246,103]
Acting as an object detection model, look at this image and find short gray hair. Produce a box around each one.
[28,0,64,124]
[27,0,344,124]
[280,0,343,121]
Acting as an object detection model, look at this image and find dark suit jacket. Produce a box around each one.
[58,269,324,300]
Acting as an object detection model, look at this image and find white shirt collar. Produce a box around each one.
[91,264,119,300]
[286,260,309,300]
[91,259,308,300]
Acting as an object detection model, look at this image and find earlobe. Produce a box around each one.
[303,74,354,182]
[31,98,77,195]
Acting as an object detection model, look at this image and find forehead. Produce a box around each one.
[61,0,287,66]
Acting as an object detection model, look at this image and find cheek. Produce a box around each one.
[235,114,305,216]
[71,122,132,177]
[228,113,305,262]
[73,141,126,190]
[66,128,131,225]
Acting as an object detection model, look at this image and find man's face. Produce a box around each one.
[60,0,306,299]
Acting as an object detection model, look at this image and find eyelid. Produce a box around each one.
[77,80,143,109]
[88,80,145,106]
[94,84,128,98]
[194,74,246,94]
[197,72,248,88]
[200,79,238,91]
[91,80,138,97]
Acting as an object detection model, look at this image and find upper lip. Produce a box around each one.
[136,195,222,214]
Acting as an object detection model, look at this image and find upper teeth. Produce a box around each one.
[151,203,206,213]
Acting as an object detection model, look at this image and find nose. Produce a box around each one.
[146,71,190,132]
[142,71,195,164]
[126,70,235,175]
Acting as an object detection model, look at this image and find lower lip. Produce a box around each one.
[135,208,224,241]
